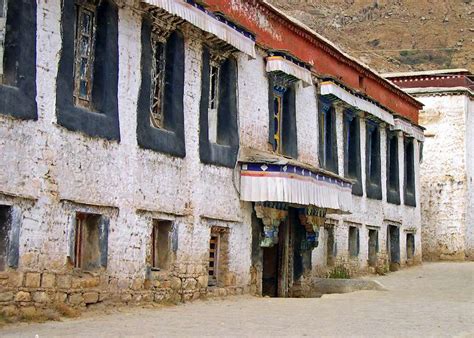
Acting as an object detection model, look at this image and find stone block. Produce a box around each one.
[6,272,24,287]
[72,276,100,289]
[55,292,68,303]
[0,291,14,302]
[20,306,37,318]
[57,275,72,289]
[197,276,207,288]
[32,291,50,303]
[99,292,108,302]
[170,277,181,290]
[68,293,83,305]
[131,279,143,291]
[25,272,41,288]
[183,278,197,291]
[15,291,31,302]
[121,293,132,302]
[83,292,99,304]
[41,273,56,288]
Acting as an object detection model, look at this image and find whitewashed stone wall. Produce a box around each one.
[415,92,474,261]
[0,0,422,312]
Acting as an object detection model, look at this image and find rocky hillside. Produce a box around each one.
[267,0,473,73]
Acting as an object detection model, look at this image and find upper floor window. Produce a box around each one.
[366,120,382,199]
[56,0,119,140]
[404,137,416,207]
[199,45,239,167]
[0,0,37,120]
[344,111,362,195]
[268,78,297,158]
[73,1,97,109]
[386,130,400,204]
[319,100,338,173]
[136,14,185,156]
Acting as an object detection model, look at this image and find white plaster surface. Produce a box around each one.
[0,0,422,294]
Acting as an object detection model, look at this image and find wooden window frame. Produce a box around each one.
[149,36,166,129]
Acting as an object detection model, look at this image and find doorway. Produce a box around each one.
[388,225,400,271]
[368,229,378,268]
[406,233,415,264]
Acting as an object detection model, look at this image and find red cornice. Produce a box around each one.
[203,0,422,123]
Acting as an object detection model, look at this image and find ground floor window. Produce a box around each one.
[368,229,379,267]
[348,226,360,257]
[208,227,229,287]
[406,233,415,261]
[0,205,11,271]
[326,226,335,266]
[73,212,108,271]
[151,220,172,270]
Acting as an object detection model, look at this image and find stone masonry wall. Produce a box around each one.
[416,93,473,260]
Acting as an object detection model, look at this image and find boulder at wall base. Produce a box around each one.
[311,277,387,295]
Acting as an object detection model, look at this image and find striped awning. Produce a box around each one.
[141,0,256,58]
[240,163,352,214]
[320,81,395,125]
[266,56,313,87]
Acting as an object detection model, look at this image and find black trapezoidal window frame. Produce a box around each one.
[56,0,120,141]
[343,110,362,196]
[365,120,382,200]
[404,137,416,207]
[199,46,239,167]
[318,98,338,173]
[0,0,37,120]
[386,129,400,205]
[137,16,185,157]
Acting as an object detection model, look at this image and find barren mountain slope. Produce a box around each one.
[267,0,473,73]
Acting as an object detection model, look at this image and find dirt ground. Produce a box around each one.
[1,262,473,337]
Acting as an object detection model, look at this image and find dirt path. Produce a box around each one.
[2,262,473,337]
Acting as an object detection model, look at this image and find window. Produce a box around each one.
[326,226,335,266]
[56,0,119,140]
[73,2,96,109]
[0,0,37,120]
[208,227,230,287]
[319,99,338,173]
[368,229,378,267]
[0,205,10,271]
[386,130,400,204]
[344,111,362,195]
[348,226,359,257]
[406,233,415,261]
[0,205,20,270]
[366,120,382,199]
[404,138,416,207]
[151,220,172,270]
[199,47,239,167]
[137,15,185,156]
[71,212,108,271]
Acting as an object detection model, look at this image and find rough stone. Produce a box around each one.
[25,273,41,288]
[57,275,72,289]
[41,273,56,288]
[32,292,50,303]
[68,293,83,305]
[83,292,99,304]
[0,292,14,302]
[15,291,31,302]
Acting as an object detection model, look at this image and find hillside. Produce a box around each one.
[267,0,474,73]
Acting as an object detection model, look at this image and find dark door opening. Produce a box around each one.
[326,226,335,267]
[262,243,279,297]
[368,229,378,268]
[406,233,415,265]
[388,225,400,271]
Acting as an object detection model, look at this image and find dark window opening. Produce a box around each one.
[73,212,108,271]
[0,205,11,271]
[137,16,185,155]
[73,2,97,109]
[326,226,335,266]
[358,76,364,89]
[319,100,338,173]
[366,121,382,199]
[151,220,172,270]
[272,89,284,154]
[149,39,166,129]
[0,0,37,120]
[406,233,415,261]
[368,229,378,267]
[199,47,239,167]
[344,112,362,195]
[208,227,230,287]
[56,0,119,140]
[386,130,400,204]
[348,226,360,257]
[404,138,416,207]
